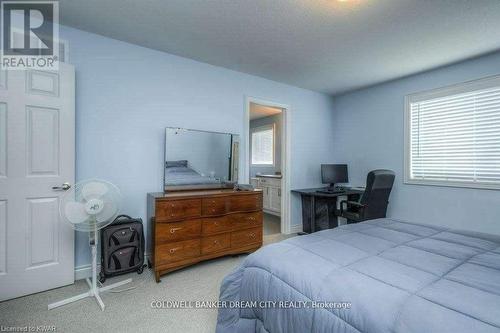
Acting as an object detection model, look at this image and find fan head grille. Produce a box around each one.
[60,179,122,232]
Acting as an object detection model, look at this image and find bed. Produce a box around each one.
[165,160,220,186]
[216,218,500,333]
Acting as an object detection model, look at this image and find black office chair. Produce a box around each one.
[339,169,395,223]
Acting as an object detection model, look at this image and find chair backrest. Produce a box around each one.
[360,169,395,219]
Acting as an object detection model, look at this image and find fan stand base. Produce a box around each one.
[48,236,132,311]
[47,277,132,311]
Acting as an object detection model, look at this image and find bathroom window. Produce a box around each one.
[251,124,275,166]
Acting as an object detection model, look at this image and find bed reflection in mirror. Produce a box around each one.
[164,127,239,191]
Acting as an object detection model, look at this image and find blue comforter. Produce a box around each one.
[217,218,500,333]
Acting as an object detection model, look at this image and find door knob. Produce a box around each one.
[52,182,71,191]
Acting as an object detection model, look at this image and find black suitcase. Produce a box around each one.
[99,215,147,283]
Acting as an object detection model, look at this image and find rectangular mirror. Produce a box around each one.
[164,127,239,191]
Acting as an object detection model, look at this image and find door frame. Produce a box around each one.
[244,96,292,234]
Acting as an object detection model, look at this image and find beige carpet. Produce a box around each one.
[0,234,293,333]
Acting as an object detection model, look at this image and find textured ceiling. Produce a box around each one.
[59,0,500,95]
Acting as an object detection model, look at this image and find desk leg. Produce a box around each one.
[310,195,316,233]
[325,197,338,229]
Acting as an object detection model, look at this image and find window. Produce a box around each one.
[404,75,500,189]
[251,124,274,165]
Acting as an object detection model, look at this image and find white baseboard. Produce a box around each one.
[289,224,303,234]
[74,254,150,281]
[74,263,94,281]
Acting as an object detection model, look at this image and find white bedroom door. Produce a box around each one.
[0,63,75,301]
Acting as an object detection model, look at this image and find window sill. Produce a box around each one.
[404,179,500,191]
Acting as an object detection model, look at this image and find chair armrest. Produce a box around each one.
[346,201,365,207]
[340,200,365,215]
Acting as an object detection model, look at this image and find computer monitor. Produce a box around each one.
[321,164,348,189]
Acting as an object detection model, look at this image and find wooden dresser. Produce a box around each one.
[147,189,263,282]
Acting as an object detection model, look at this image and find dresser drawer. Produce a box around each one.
[231,227,262,248]
[201,233,231,255]
[156,219,201,243]
[156,239,200,264]
[230,212,263,231]
[229,194,262,212]
[258,177,281,187]
[156,199,201,222]
[202,216,232,235]
[202,197,227,216]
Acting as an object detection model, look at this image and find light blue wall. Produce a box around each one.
[332,51,500,235]
[60,27,335,267]
[249,114,282,177]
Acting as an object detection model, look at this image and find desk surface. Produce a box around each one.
[292,187,364,197]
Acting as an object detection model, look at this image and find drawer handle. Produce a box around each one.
[170,204,175,208]
[249,233,256,238]
[211,200,216,204]
[213,240,219,245]
[247,217,256,221]
[170,227,182,234]
[214,221,219,226]
[169,247,181,254]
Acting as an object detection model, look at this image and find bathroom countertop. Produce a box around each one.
[255,174,282,179]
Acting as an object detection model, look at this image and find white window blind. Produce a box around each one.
[251,125,274,165]
[405,76,500,189]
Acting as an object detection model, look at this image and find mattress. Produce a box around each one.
[216,218,500,333]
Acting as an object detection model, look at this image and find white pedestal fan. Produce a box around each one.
[48,180,132,311]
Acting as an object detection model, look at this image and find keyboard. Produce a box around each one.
[316,189,346,194]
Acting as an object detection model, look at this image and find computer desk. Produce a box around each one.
[291,187,365,234]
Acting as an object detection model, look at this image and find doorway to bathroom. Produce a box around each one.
[245,98,291,236]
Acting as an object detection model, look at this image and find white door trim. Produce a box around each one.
[244,96,292,234]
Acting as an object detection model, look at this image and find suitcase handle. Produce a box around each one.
[113,214,133,222]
